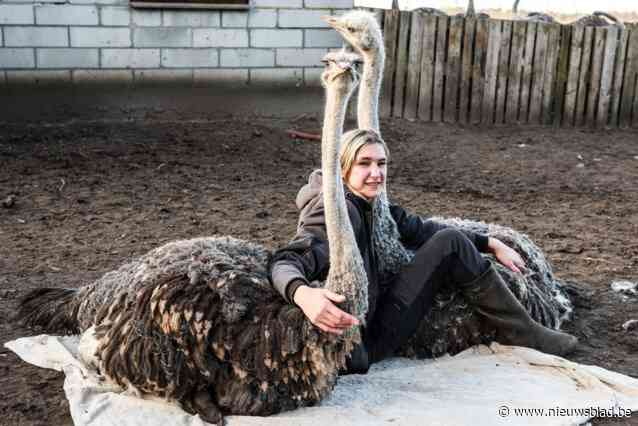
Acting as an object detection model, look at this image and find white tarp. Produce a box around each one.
[5,335,638,426]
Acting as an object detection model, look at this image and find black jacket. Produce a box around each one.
[269,170,489,322]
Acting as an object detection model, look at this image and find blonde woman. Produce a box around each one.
[269,129,577,374]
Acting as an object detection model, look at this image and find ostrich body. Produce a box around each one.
[18,53,365,422]
[524,12,557,23]
[327,10,573,358]
[571,11,624,29]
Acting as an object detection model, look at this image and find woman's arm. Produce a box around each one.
[390,204,489,252]
[269,197,363,333]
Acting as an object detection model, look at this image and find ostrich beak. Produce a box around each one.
[321,15,341,29]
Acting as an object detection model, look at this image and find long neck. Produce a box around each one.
[322,86,355,271]
[357,45,384,134]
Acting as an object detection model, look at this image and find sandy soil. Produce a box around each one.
[0,111,637,425]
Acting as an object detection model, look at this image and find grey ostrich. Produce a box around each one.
[18,52,365,423]
[524,12,557,24]
[326,10,574,357]
[570,11,625,29]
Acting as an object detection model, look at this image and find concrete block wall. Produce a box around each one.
[0,0,352,86]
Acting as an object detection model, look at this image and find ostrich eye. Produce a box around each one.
[347,26,356,32]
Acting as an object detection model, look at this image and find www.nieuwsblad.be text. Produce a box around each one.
[498,405,632,418]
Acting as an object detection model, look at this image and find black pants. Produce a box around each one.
[366,228,491,363]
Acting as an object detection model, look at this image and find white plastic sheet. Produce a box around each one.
[5,335,638,426]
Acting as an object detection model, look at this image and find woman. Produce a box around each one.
[269,129,577,373]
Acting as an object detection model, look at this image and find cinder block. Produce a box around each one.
[4,27,68,47]
[100,7,130,26]
[252,0,302,8]
[251,29,302,48]
[0,5,34,25]
[6,70,71,84]
[71,0,125,5]
[278,10,331,28]
[163,10,220,27]
[220,49,274,67]
[161,48,218,68]
[248,9,277,28]
[276,48,326,66]
[35,5,98,25]
[132,9,161,26]
[304,0,352,8]
[222,11,248,27]
[37,48,99,68]
[193,68,248,86]
[303,67,323,86]
[0,48,35,68]
[304,29,341,47]
[133,28,191,47]
[73,69,133,84]
[193,29,248,47]
[101,48,160,68]
[134,69,193,84]
[250,67,302,86]
[71,28,130,47]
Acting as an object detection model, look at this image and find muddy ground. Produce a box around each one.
[0,92,637,425]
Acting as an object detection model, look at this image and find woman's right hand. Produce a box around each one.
[293,285,360,335]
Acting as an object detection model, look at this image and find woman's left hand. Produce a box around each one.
[488,237,526,274]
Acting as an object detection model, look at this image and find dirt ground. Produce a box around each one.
[0,93,637,425]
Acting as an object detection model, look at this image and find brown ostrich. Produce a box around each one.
[17,51,366,423]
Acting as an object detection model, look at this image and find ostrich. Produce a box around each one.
[524,12,557,24]
[18,52,365,423]
[325,10,574,357]
[570,11,625,29]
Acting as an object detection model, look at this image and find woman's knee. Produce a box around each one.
[428,228,471,252]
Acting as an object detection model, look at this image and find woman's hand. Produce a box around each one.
[488,237,526,274]
[293,285,360,335]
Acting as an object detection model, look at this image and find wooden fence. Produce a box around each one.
[380,10,638,128]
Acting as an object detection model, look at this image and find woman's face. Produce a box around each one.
[345,143,387,201]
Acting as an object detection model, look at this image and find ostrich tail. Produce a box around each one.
[16,288,81,334]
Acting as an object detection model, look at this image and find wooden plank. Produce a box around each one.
[482,19,501,125]
[519,21,536,123]
[585,27,605,126]
[404,12,425,120]
[432,16,448,122]
[470,18,489,124]
[596,27,618,128]
[610,29,630,127]
[392,11,411,118]
[418,15,438,121]
[620,29,638,128]
[444,17,464,123]
[505,20,525,124]
[380,10,399,118]
[575,27,594,127]
[495,20,512,124]
[553,25,571,126]
[458,17,476,123]
[541,24,561,125]
[528,23,548,125]
[563,25,583,127]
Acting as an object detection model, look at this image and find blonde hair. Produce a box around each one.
[339,129,389,180]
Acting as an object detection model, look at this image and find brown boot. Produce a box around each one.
[460,265,578,356]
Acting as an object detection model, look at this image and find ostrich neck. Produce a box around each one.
[322,84,360,289]
[357,47,384,134]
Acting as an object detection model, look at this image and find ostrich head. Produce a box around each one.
[320,50,362,89]
[322,11,383,54]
